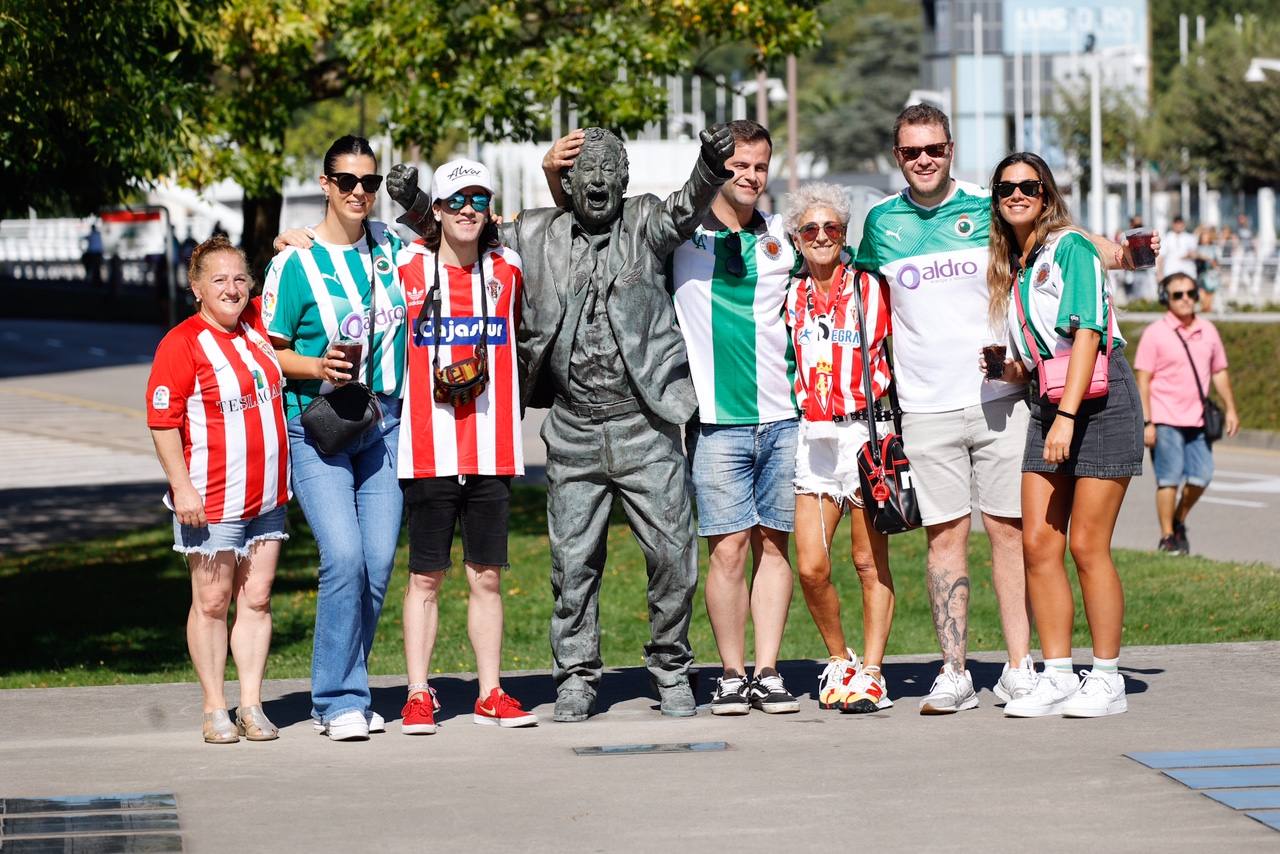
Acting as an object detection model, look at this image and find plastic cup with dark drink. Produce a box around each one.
[330,339,362,384]
[983,343,1007,380]
[1124,228,1157,269]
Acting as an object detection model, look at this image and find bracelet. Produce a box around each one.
[1143,419,1152,426]
[1056,410,1077,421]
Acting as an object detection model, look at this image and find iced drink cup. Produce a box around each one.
[983,343,1007,380]
[331,339,362,383]
[1124,228,1157,269]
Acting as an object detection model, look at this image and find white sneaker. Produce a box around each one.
[1004,668,1080,717]
[313,710,387,734]
[324,709,371,741]
[842,668,894,713]
[994,655,1039,704]
[817,650,859,710]
[918,664,979,714]
[1061,670,1127,718]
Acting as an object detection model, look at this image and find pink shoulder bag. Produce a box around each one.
[1012,268,1113,404]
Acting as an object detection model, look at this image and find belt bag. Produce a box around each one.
[301,383,381,456]
[433,351,488,407]
[1012,264,1114,405]
[300,222,382,455]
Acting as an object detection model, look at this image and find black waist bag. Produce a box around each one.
[300,383,381,456]
[856,433,922,535]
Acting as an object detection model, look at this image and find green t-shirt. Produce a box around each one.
[261,223,407,420]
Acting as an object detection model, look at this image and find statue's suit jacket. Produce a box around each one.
[500,156,726,425]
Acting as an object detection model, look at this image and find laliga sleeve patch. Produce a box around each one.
[260,284,277,324]
[152,386,171,411]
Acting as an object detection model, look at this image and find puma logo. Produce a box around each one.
[885,228,903,241]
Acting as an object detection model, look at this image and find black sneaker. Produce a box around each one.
[1173,520,1190,555]
[709,672,750,716]
[746,668,800,714]
[1157,534,1182,555]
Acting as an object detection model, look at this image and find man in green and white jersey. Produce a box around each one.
[670,120,801,716]
[857,104,1138,715]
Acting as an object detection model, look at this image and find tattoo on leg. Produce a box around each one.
[927,566,970,671]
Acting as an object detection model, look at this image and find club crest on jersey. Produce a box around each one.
[814,359,833,414]
[761,236,783,261]
[152,386,170,411]
[375,256,393,276]
[1035,265,1050,285]
[955,214,973,237]
[487,278,502,301]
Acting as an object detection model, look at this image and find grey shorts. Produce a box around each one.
[900,394,1029,525]
[1024,354,1144,479]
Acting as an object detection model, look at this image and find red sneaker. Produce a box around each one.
[401,691,437,735]
[472,688,538,728]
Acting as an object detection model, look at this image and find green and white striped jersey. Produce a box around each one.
[1010,229,1123,365]
[261,223,407,420]
[855,181,1020,413]
[672,211,798,425]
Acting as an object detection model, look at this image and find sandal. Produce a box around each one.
[235,704,279,741]
[203,709,239,744]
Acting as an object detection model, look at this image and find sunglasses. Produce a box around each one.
[1169,288,1199,300]
[723,231,746,278]
[798,221,845,243]
[443,192,492,213]
[993,180,1044,199]
[326,172,383,194]
[894,142,951,161]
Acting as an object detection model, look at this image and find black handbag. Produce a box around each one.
[850,271,921,535]
[1173,326,1225,444]
[299,223,383,455]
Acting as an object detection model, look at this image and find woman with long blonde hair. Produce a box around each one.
[984,152,1143,719]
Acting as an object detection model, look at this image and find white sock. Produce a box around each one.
[1044,657,1073,673]
[1092,656,1119,674]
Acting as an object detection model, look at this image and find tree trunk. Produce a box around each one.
[241,189,283,287]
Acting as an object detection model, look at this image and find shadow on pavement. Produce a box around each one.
[0,482,169,555]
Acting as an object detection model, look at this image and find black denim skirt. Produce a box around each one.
[1024,352,1144,479]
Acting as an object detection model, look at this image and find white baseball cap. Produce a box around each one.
[431,158,494,201]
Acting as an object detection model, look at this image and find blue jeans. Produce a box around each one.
[687,417,798,536]
[1152,424,1214,488]
[287,396,403,724]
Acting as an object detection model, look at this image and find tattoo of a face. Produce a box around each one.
[927,567,970,670]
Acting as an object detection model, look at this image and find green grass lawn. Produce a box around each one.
[2,486,1277,689]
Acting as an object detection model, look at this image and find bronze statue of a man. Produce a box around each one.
[389,125,733,720]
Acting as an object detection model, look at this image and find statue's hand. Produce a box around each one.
[386,164,420,211]
[700,124,736,179]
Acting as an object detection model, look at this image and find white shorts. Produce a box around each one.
[900,394,1029,525]
[793,418,886,508]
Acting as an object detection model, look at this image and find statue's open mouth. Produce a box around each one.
[586,188,610,208]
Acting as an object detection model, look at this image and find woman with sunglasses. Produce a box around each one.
[783,183,897,714]
[394,159,536,733]
[261,134,408,741]
[985,153,1142,719]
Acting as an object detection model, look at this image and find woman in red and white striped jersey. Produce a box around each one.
[783,183,898,716]
[394,159,536,732]
[147,236,290,744]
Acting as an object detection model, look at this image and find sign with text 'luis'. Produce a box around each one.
[1002,0,1147,55]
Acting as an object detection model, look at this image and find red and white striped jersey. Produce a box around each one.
[397,242,524,479]
[146,300,291,523]
[786,266,893,421]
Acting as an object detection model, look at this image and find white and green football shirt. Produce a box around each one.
[1010,229,1123,366]
[261,222,407,420]
[672,210,799,425]
[855,180,1020,413]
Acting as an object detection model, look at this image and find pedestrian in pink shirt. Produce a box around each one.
[1133,273,1240,554]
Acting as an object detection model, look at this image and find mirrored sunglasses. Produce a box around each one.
[444,192,491,212]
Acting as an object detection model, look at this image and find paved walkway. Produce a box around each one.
[1,643,1276,852]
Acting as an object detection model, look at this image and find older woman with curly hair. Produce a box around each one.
[782,183,897,715]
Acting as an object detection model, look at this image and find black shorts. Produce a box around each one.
[401,475,512,572]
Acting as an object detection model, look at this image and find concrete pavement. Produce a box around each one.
[1,643,1277,852]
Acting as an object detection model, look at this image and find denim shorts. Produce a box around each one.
[1152,425,1214,488]
[1024,354,1144,479]
[687,417,798,536]
[173,504,288,559]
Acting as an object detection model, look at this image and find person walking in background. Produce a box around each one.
[987,151,1142,719]
[1158,216,1199,284]
[262,135,408,742]
[82,222,103,287]
[393,159,536,732]
[146,236,290,744]
[1194,225,1222,314]
[1134,273,1241,555]
[783,183,897,715]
